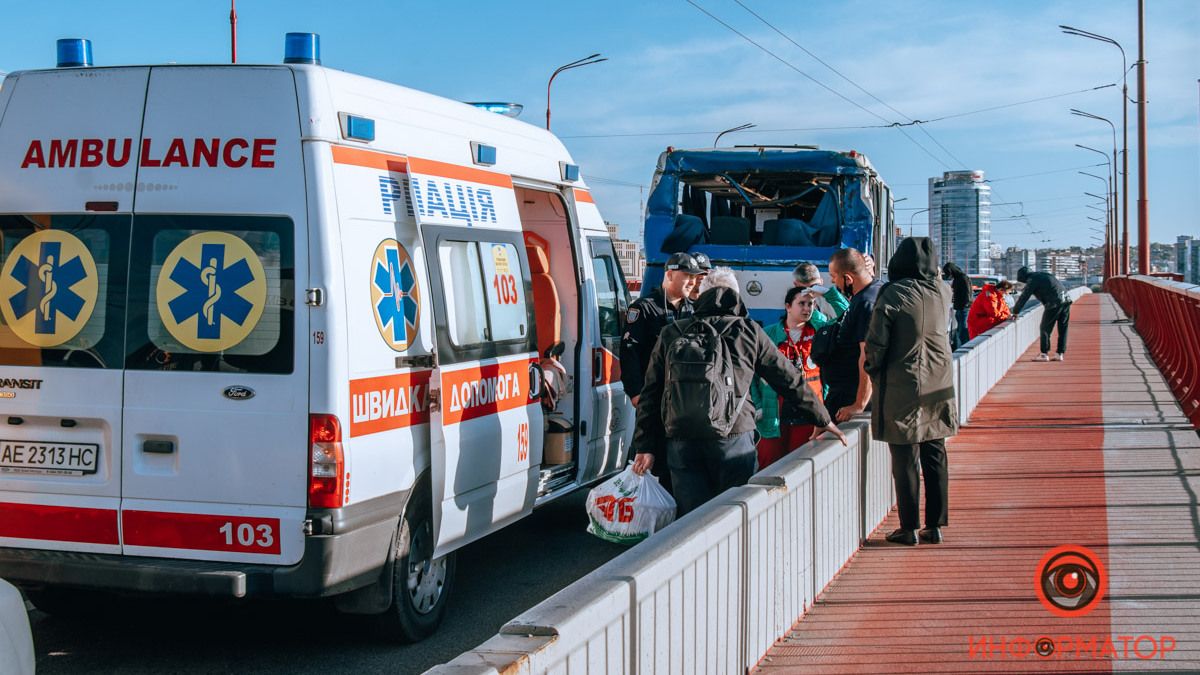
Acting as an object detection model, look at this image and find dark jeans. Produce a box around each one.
[1039,302,1071,355]
[667,431,757,516]
[953,308,970,349]
[889,439,949,531]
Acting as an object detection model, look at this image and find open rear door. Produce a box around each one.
[0,68,148,554]
[407,157,543,556]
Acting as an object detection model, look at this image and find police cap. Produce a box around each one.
[665,252,704,275]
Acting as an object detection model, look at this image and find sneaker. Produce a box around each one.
[1053,353,1064,362]
[1034,353,1050,362]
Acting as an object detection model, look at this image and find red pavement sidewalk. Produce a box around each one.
[755,294,1200,673]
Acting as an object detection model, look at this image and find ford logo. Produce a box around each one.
[223,386,255,401]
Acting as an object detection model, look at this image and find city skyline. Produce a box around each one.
[0,1,1195,253]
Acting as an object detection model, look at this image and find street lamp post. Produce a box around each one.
[1136,0,1149,274]
[909,207,931,238]
[1071,109,1119,274]
[545,54,607,131]
[1061,24,1130,274]
[1076,144,1114,279]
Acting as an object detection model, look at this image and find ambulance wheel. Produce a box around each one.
[378,497,455,642]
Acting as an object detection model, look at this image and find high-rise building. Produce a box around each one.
[606,223,645,281]
[1037,250,1087,282]
[1176,236,1199,284]
[928,170,992,275]
[1000,247,1035,280]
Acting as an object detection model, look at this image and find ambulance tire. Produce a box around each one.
[377,496,456,643]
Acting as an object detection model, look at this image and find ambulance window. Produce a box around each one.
[125,215,295,374]
[437,241,490,345]
[0,214,130,369]
[588,237,628,345]
[592,256,620,339]
[479,242,527,342]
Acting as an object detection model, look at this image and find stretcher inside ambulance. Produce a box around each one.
[0,35,634,642]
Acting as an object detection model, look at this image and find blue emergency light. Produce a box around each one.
[467,102,524,118]
[284,33,320,65]
[56,39,93,68]
[560,162,580,182]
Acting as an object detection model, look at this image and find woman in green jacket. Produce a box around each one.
[752,286,826,469]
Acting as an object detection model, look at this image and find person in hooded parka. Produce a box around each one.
[865,237,960,546]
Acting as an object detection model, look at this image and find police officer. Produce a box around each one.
[688,252,713,302]
[620,252,704,403]
[621,252,704,492]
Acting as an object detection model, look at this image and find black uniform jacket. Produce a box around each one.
[619,286,692,398]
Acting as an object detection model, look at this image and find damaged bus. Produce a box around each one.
[640,145,896,323]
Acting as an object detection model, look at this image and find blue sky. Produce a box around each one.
[1,1,1195,250]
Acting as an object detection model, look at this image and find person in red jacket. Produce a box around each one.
[967,280,1014,340]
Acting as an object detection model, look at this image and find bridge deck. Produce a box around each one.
[756,294,1200,673]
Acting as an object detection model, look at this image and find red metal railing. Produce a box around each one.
[1108,276,1200,428]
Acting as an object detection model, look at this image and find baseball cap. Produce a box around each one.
[665,252,704,275]
[692,251,713,272]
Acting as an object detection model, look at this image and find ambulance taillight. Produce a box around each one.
[308,414,344,508]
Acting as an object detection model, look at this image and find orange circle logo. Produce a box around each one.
[1035,544,1106,617]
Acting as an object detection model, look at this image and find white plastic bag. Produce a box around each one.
[586,466,676,545]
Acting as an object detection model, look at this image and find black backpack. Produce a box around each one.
[662,317,746,438]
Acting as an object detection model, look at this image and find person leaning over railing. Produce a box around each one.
[1013,266,1072,362]
[967,279,1014,340]
[865,237,959,546]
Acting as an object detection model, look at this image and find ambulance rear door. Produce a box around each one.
[118,67,308,565]
[408,157,543,556]
[0,67,147,554]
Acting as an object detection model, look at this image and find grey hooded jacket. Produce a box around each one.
[864,238,960,445]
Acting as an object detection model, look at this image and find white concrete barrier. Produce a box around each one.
[426,288,1090,675]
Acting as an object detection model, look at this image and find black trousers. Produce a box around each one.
[1039,302,1071,355]
[889,439,949,531]
[667,431,757,517]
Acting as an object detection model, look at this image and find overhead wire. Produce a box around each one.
[683,0,952,169]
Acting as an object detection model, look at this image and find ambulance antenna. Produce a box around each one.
[230,0,238,64]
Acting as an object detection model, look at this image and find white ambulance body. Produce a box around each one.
[0,37,633,640]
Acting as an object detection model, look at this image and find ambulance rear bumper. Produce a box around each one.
[0,492,407,598]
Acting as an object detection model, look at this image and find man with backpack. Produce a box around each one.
[630,267,847,516]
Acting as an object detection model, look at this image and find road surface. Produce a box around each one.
[27,488,624,675]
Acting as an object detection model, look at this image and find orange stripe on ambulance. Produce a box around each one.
[348,372,431,437]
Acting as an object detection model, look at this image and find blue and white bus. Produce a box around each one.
[641,145,896,324]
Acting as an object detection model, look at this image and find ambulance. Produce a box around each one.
[0,35,634,641]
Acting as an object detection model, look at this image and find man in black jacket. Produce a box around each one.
[1013,266,1072,361]
[621,252,704,491]
[942,262,973,349]
[630,267,846,515]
